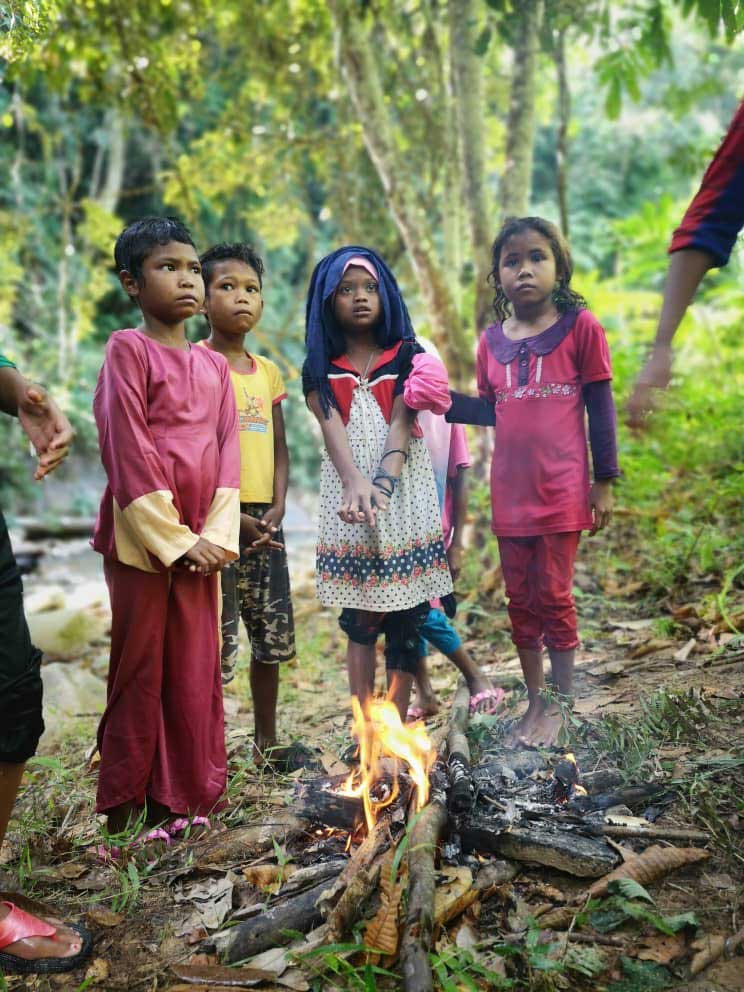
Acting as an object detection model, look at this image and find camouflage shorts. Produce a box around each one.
[220,502,296,684]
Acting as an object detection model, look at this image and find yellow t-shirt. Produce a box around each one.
[199,344,286,503]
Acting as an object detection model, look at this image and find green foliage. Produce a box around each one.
[588,882,699,935]
[606,955,674,991]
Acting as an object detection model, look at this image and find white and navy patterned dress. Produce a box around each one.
[315,344,453,612]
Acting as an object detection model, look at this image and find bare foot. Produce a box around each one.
[408,693,440,720]
[520,703,565,748]
[0,901,84,963]
[505,702,541,747]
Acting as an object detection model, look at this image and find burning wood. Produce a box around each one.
[338,696,435,831]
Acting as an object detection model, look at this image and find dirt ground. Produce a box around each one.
[0,540,742,991]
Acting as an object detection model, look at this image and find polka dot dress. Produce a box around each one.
[316,383,453,612]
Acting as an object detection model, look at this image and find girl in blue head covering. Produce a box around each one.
[302,246,453,723]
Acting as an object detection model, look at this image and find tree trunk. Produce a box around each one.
[554,26,570,235]
[501,2,543,219]
[329,2,470,383]
[449,0,493,334]
[97,110,126,214]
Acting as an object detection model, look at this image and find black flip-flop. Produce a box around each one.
[260,742,323,773]
[0,901,92,975]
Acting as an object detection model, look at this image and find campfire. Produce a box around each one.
[335,696,434,831]
[192,682,715,992]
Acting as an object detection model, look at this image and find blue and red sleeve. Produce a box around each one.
[669,100,744,268]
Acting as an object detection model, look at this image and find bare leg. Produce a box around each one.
[411,657,440,717]
[506,648,544,747]
[251,658,279,754]
[346,641,376,708]
[386,670,414,722]
[525,647,575,747]
[0,761,25,848]
[0,762,83,961]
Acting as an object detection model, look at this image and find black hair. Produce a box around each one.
[488,216,588,321]
[113,216,196,281]
[200,243,265,292]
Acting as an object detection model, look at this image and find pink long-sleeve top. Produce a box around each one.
[92,329,240,573]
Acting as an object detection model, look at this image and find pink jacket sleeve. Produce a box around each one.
[403,353,452,414]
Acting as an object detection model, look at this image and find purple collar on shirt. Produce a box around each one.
[485,309,579,364]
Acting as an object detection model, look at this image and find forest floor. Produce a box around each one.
[0,533,742,992]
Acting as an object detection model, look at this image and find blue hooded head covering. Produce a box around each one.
[303,245,417,416]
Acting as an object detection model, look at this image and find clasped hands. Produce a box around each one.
[338,470,393,525]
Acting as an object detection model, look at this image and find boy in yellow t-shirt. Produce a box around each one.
[200,243,309,772]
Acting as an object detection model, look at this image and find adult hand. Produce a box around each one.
[17,383,74,480]
[183,537,227,574]
[447,543,464,582]
[626,345,672,430]
[589,481,613,535]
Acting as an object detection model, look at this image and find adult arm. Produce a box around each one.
[628,100,744,427]
[0,359,74,480]
[626,249,713,426]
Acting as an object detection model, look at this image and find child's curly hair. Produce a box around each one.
[488,216,588,321]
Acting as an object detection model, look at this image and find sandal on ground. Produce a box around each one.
[92,826,171,865]
[469,687,506,716]
[258,743,323,774]
[167,816,214,839]
[406,705,426,723]
[0,901,92,975]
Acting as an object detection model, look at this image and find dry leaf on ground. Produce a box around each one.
[690,933,726,975]
[434,866,475,925]
[84,957,110,984]
[86,906,124,928]
[588,845,710,898]
[637,931,688,964]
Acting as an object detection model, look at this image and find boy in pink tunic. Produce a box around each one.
[92,217,240,846]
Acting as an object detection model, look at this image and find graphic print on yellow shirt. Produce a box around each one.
[230,354,286,503]
[196,344,286,503]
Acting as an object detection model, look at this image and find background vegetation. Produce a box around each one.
[0,0,742,597]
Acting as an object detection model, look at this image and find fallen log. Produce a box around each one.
[297,786,363,831]
[447,682,473,814]
[222,878,329,963]
[459,815,619,878]
[400,797,448,992]
[316,817,391,919]
[599,823,709,845]
[194,815,311,868]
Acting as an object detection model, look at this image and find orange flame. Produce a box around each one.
[340,695,434,832]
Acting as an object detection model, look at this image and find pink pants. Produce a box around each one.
[497,532,580,652]
[96,559,226,815]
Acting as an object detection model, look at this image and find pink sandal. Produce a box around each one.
[0,900,92,975]
[469,687,506,716]
[92,826,171,865]
[167,816,212,838]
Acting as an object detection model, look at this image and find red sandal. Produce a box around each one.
[0,900,92,975]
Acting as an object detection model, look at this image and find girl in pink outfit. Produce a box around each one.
[448,217,619,747]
